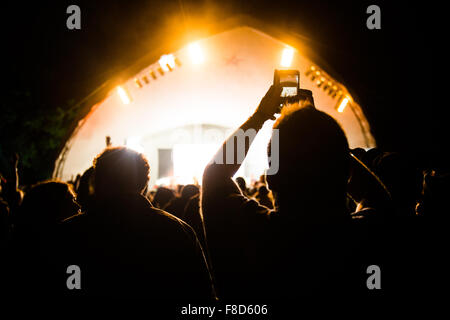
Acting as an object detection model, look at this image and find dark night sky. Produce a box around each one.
[2,1,442,170]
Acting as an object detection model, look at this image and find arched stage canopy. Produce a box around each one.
[54,24,375,187]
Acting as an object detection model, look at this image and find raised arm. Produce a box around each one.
[203,85,282,190]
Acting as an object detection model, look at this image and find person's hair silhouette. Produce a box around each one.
[93,146,150,196]
[267,104,350,221]
[16,180,80,228]
[202,87,355,299]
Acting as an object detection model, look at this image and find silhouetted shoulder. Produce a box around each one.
[62,194,199,243]
[148,205,200,242]
[57,194,212,299]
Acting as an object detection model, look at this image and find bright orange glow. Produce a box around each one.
[159,54,176,71]
[56,27,375,185]
[280,47,294,67]
[337,97,349,113]
[117,86,131,105]
[188,42,204,64]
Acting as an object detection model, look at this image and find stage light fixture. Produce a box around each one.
[280,47,294,67]
[337,97,349,113]
[134,78,143,88]
[317,77,326,88]
[188,42,204,64]
[329,85,338,96]
[305,66,316,76]
[117,86,131,105]
[159,54,176,72]
[323,81,332,91]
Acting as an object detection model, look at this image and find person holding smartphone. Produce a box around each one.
[201,75,361,300]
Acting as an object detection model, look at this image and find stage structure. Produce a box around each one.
[54,26,375,188]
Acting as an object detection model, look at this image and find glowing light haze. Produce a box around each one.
[56,27,374,187]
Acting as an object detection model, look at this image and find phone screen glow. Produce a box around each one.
[281,87,298,97]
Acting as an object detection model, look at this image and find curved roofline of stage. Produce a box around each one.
[53,15,369,176]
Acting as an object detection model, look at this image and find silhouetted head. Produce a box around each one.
[76,166,95,210]
[147,190,156,200]
[235,177,247,193]
[181,184,200,200]
[152,187,175,209]
[17,181,80,229]
[372,152,422,216]
[364,148,383,166]
[266,104,349,212]
[257,185,269,197]
[93,147,150,196]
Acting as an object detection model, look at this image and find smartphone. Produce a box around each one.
[274,69,300,102]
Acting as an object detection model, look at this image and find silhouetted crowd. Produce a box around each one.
[0,86,447,301]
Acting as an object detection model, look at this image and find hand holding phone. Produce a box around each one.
[274,69,300,103]
[254,85,283,121]
[274,69,314,108]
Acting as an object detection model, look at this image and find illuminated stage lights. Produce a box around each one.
[316,77,326,88]
[311,70,321,81]
[333,90,343,100]
[336,97,349,113]
[159,54,176,72]
[188,42,204,64]
[323,81,333,91]
[280,47,294,67]
[54,27,376,183]
[305,65,316,76]
[306,66,348,100]
[304,65,351,113]
[134,78,143,88]
[329,85,338,96]
[117,86,131,105]
[132,54,181,89]
[131,43,201,91]
[123,44,201,105]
